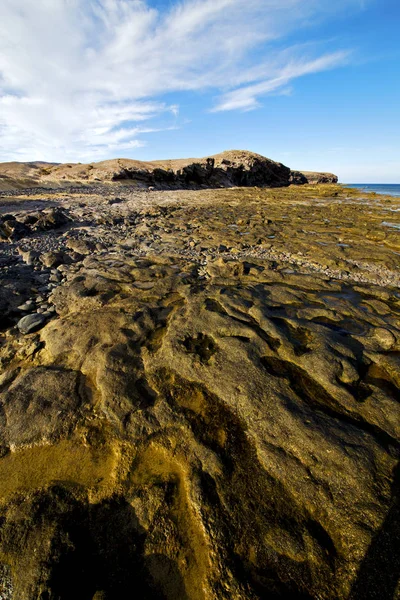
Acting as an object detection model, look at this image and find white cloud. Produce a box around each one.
[0,0,356,162]
[212,51,350,111]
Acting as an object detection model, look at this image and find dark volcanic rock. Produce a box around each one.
[111,150,292,189]
[32,207,72,231]
[289,170,309,185]
[0,217,30,241]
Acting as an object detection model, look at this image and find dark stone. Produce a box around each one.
[17,313,47,334]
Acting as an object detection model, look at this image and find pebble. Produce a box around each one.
[17,303,33,311]
[133,281,155,290]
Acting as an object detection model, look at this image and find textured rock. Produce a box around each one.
[0,183,399,599]
[0,367,88,449]
[65,238,96,255]
[39,251,66,268]
[32,207,71,230]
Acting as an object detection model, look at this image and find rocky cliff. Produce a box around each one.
[0,151,337,191]
[299,171,339,185]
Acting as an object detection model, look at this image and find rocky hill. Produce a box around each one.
[0,150,337,191]
[0,161,58,191]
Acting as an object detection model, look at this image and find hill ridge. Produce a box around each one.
[0,149,338,191]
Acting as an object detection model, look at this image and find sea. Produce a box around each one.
[344,184,400,197]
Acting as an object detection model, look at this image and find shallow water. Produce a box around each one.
[345,183,400,197]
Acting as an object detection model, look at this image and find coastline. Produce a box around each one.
[343,183,400,197]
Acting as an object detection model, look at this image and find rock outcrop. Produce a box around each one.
[0,151,338,191]
[296,171,339,185]
[42,150,292,189]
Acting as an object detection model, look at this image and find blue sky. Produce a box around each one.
[0,0,399,181]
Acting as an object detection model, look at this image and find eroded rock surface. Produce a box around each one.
[0,184,399,599]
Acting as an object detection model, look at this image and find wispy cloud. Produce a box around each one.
[0,0,356,161]
[212,51,350,111]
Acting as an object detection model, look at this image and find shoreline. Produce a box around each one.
[343,183,400,197]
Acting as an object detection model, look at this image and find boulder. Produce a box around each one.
[32,208,71,231]
[0,217,30,241]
